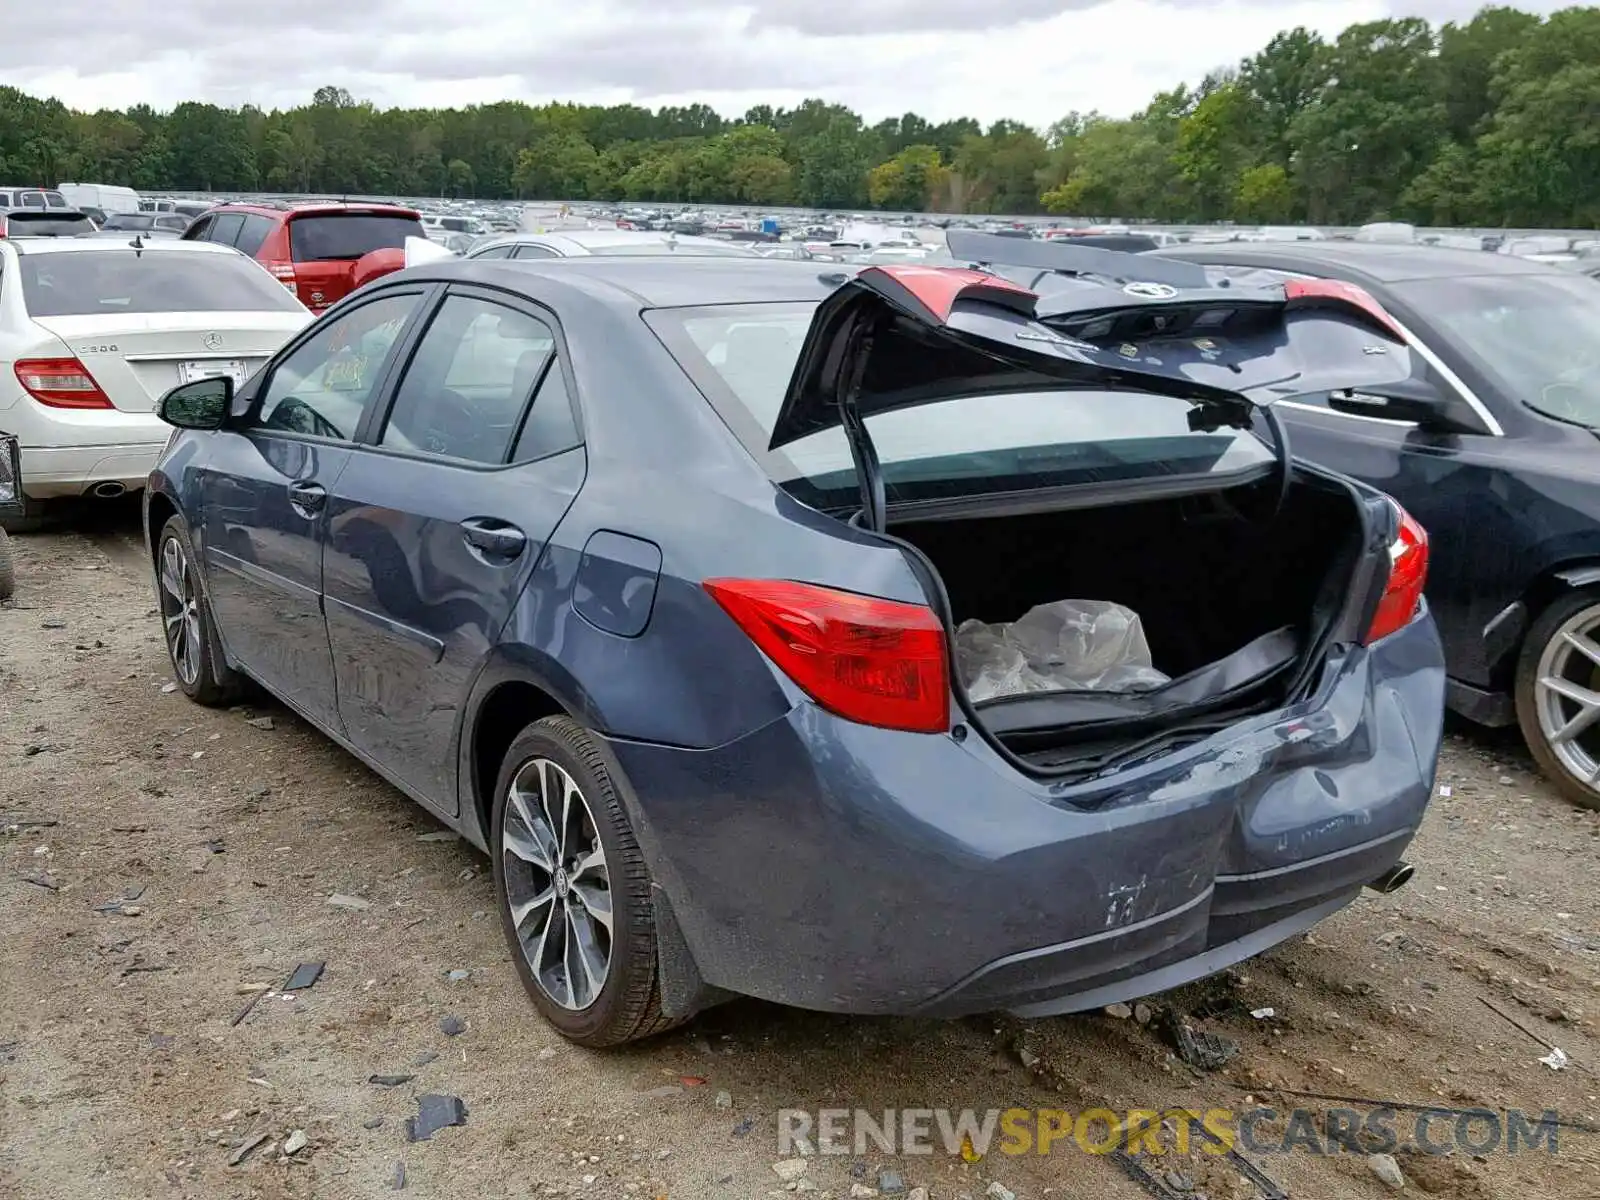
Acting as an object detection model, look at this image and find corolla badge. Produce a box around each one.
[1122,281,1178,299]
[202,332,224,350]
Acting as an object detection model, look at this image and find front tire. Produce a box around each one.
[156,515,241,706]
[490,716,681,1046]
[1515,590,1600,810]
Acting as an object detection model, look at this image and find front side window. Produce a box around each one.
[253,292,418,441]
[470,244,514,260]
[380,294,558,464]
[1392,273,1600,429]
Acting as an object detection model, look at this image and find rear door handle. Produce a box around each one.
[460,518,526,559]
[287,480,326,516]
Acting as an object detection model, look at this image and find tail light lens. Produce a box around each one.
[1363,502,1428,644]
[1283,277,1406,342]
[266,260,297,291]
[703,578,950,733]
[14,358,113,409]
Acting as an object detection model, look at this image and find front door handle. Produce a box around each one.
[287,480,326,517]
[460,518,526,559]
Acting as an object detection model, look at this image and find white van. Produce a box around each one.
[58,183,141,215]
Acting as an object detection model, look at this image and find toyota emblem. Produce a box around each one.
[202,332,224,350]
[1122,281,1179,299]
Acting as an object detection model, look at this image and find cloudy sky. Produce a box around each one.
[3,0,1566,127]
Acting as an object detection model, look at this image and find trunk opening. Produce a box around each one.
[888,470,1372,777]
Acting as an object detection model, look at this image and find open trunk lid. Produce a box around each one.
[770,238,1419,510]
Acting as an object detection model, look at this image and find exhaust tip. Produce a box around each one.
[88,481,126,499]
[1366,861,1415,894]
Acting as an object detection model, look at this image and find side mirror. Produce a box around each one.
[157,376,233,430]
[1327,376,1473,432]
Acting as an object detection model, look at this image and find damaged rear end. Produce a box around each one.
[642,236,1445,1017]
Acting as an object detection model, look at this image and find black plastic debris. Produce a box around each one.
[404,1093,468,1142]
[283,961,325,992]
[370,1074,416,1087]
[1160,1010,1238,1072]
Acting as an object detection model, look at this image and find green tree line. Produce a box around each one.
[2,6,1597,225]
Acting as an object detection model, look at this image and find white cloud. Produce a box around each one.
[3,0,1571,128]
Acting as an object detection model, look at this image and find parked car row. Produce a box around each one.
[5,221,1599,1050]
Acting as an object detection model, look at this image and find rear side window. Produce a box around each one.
[646,303,1273,509]
[234,214,275,255]
[18,192,45,208]
[513,244,560,259]
[208,213,246,246]
[289,214,425,262]
[18,251,308,317]
[471,244,514,260]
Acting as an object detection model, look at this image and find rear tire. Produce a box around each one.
[156,515,241,706]
[490,716,684,1047]
[0,495,65,535]
[1515,590,1600,810]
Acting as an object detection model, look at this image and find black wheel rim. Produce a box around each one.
[158,535,202,687]
[501,757,613,1010]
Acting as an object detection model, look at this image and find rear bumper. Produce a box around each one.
[2,395,168,498]
[601,613,1445,1017]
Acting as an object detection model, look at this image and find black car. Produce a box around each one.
[1157,240,1600,808]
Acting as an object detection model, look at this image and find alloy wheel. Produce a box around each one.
[158,535,203,687]
[1532,602,1600,796]
[501,757,614,1010]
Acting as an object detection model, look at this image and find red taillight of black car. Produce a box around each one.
[703,578,950,733]
[1364,502,1429,644]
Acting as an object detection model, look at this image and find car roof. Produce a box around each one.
[1157,240,1564,283]
[202,200,422,219]
[410,255,853,308]
[487,229,748,253]
[4,236,246,257]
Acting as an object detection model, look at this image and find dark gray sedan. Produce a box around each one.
[143,241,1443,1045]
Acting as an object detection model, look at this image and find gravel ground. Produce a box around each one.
[4,507,1600,1200]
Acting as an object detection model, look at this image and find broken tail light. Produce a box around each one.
[1363,502,1428,644]
[703,578,950,733]
[1283,278,1406,342]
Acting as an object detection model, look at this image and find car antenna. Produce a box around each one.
[129,234,145,257]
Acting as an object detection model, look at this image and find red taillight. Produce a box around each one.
[1363,503,1429,644]
[14,358,113,409]
[703,578,950,734]
[1283,277,1406,342]
[266,260,297,290]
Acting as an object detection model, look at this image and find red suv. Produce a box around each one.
[181,201,425,313]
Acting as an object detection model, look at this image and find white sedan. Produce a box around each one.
[0,237,312,522]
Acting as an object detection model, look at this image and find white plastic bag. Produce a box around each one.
[955,599,1170,702]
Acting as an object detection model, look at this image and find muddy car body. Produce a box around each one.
[144,238,1445,1044]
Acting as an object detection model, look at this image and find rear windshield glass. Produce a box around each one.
[647,302,1273,510]
[101,213,156,231]
[19,251,307,317]
[289,214,425,262]
[4,212,96,237]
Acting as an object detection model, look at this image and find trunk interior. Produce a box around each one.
[892,474,1368,771]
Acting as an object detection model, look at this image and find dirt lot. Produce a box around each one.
[4,509,1600,1200]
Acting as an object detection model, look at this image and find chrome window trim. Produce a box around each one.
[1211,262,1506,438]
